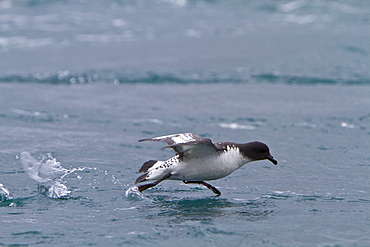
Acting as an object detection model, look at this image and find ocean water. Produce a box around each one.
[1,0,370,246]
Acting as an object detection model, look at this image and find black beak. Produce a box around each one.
[267,156,278,165]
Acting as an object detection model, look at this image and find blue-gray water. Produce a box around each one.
[1,1,370,246]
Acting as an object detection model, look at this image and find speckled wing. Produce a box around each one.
[138,133,220,158]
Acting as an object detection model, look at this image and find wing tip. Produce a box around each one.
[138,137,164,142]
[138,138,151,142]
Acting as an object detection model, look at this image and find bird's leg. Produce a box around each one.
[137,173,172,192]
[183,180,221,196]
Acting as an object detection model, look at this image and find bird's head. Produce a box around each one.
[240,141,277,165]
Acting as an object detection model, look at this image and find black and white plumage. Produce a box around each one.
[135,133,277,196]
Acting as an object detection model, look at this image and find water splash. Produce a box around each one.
[125,186,146,200]
[38,180,71,199]
[20,152,88,199]
[0,183,11,201]
[21,152,68,183]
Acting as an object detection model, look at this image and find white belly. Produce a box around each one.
[170,151,250,181]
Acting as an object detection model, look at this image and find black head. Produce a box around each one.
[240,141,277,165]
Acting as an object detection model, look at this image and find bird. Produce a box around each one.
[135,133,277,196]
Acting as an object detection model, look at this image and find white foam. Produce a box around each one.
[219,123,256,130]
[341,122,355,129]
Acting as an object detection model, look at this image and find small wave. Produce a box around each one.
[0,70,244,84]
[0,71,98,84]
[8,108,72,124]
[253,73,370,85]
[1,70,367,85]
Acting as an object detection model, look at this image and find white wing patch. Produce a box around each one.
[140,133,200,145]
[138,132,219,158]
[167,133,198,144]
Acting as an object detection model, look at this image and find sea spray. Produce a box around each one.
[20,152,88,199]
[21,152,68,183]
[0,183,11,201]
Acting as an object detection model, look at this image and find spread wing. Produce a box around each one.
[138,133,220,158]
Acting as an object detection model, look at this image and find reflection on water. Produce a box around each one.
[133,192,275,224]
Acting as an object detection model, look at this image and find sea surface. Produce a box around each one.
[1,0,370,246]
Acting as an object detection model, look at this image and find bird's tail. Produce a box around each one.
[136,160,165,184]
[135,173,148,184]
[138,160,158,173]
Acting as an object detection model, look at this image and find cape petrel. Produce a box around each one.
[135,133,277,196]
